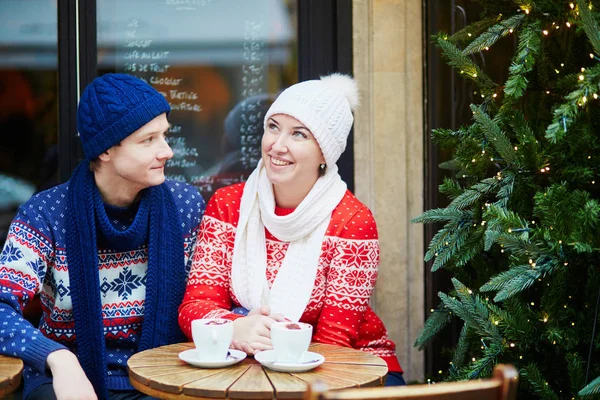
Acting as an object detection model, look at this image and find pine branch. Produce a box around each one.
[566,353,586,397]
[546,65,600,143]
[452,278,503,342]
[446,177,498,210]
[491,257,560,302]
[576,0,600,55]
[471,104,519,166]
[579,375,600,396]
[480,264,535,292]
[424,228,454,262]
[451,323,471,370]
[411,208,466,224]
[453,226,486,268]
[448,16,502,45]
[521,364,560,400]
[483,204,535,253]
[467,342,503,380]
[414,306,453,350]
[431,225,472,271]
[436,35,497,89]
[504,21,542,98]
[432,127,468,147]
[496,171,515,206]
[463,14,526,55]
[439,177,464,200]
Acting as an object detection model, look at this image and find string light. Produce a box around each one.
[566,21,571,27]
[570,2,575,8]
[579,74,585,81]
[543,30,549,35]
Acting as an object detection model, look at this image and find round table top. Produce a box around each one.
[128,342,388,399]
[0,355,24,397]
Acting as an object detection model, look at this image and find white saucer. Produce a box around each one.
[254,350,325,372]
[178,348,246,368]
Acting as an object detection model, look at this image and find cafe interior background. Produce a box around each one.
[0,0,496,383]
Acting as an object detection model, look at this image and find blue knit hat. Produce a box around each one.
[77,73,170,160]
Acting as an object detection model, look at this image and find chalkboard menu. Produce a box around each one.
[97,0,297,199]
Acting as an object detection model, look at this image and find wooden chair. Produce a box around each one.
[305,364,518,400]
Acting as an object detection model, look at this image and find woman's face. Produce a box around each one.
[261,114,325,199]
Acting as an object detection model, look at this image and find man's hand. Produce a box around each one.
[47,349,97,400]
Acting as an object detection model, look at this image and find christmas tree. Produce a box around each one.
[413,0,600,398]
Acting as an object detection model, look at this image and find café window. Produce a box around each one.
[0,0,352,245]
[97,0,298,199]
[0,0,59,245]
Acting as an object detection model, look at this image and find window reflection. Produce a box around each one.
[0,0,58,246]
[97,0,298,199]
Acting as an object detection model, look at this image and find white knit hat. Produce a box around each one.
[264,73,359,167]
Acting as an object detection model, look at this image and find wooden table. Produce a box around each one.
[0,355,24,398]
[128,342,388,399]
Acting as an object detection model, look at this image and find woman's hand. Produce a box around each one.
[47,349,97,400]
[231,306,288,355]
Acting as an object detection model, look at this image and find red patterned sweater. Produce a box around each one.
[178,183,402,372]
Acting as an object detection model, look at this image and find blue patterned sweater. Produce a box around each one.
[0,179,204,396]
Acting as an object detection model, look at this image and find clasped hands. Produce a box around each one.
[230,305,288,355]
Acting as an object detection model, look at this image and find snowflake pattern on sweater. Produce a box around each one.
[178,183,402,373]
[0,180,205,394]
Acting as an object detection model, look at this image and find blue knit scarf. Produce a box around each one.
[65,161,186,399]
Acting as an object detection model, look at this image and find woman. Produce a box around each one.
[178,74,405,385]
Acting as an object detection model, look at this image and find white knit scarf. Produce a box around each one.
[231,159,347,322]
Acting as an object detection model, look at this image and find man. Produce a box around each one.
[0,73,205,399]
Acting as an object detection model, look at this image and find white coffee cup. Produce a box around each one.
[270,321,313,363]
[191,318,233,361]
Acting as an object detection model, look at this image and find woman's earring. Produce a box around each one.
[319,163,326,170]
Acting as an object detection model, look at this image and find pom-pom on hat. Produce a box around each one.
[264,73,359,167]
[77,73,170,160]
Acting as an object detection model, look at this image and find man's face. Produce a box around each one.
[103,113,173,191]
